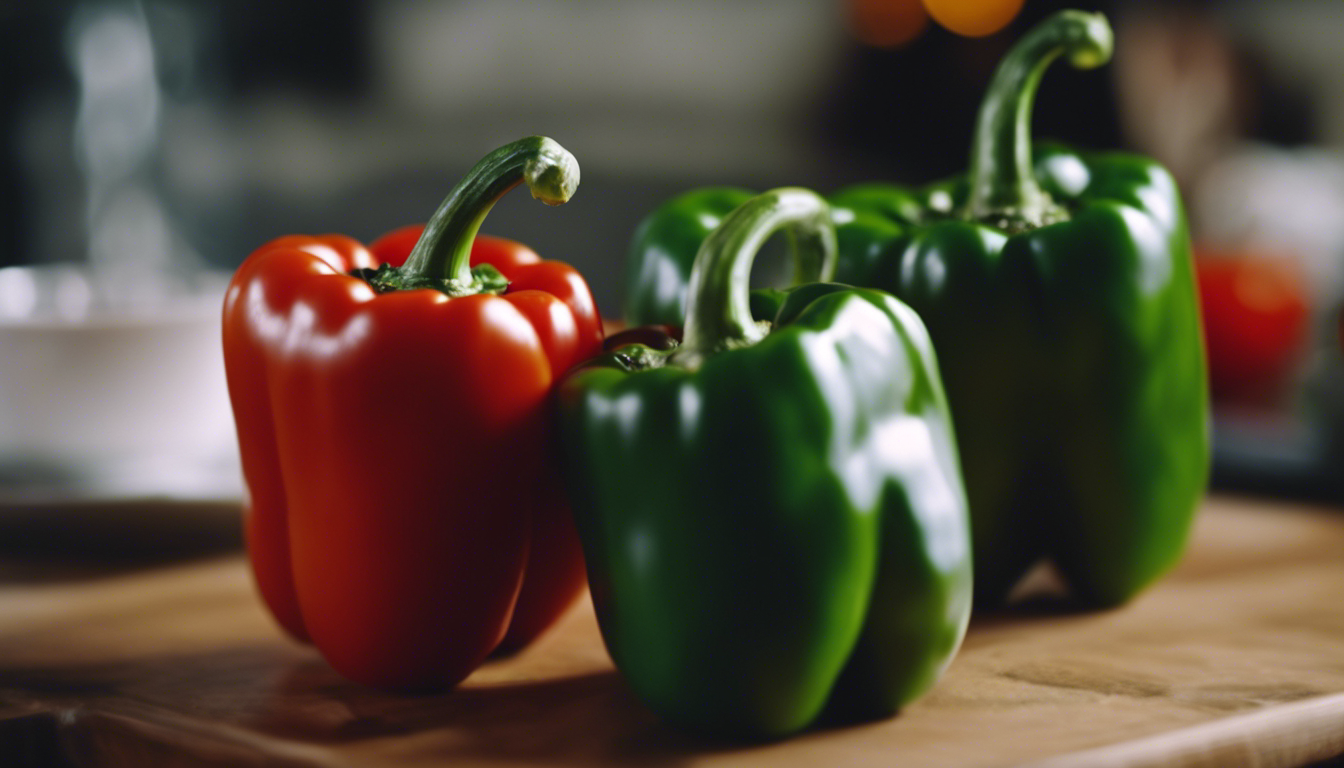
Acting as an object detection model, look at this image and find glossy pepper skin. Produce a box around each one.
[624,187,753,326]
[560,189,972,738]
[621,12,1209,608]
[223,137,602,689]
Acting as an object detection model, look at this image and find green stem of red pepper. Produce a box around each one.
[965,10,1112,232]
[372,136,580,296]
[675,188,836,367]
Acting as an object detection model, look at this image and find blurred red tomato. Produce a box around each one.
[848,0,929,48]
[1195,248,1310,404]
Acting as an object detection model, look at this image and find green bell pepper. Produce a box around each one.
[560,188,972,738]
[620,10,1209,608]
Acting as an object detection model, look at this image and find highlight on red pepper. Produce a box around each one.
[222,136,603,690]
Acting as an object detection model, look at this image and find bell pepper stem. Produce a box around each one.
[676,188,836,366]
[965,10,1112,231]
[787,228,835,287]
[398,136,579,294]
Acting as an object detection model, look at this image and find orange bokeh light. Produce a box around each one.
[921,0,1024,37]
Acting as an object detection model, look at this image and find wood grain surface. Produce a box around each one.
[2,494,1343,767]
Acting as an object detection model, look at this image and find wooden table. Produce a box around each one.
[2,495,1343,767]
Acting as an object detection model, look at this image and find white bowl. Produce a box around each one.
[0,265,239,500]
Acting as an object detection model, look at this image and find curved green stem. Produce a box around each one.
[397,136,579,295]
[787,223,837,286]
[675,188,836,366]
[965,10,1112,231]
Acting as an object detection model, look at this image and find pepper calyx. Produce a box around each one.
[383,136,577,297]
[354,263,510,298]
[673,187,836,370]
[964,11,1113,233]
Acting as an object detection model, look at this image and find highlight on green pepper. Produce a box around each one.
[622,10,1210,609]
[559,188,972,738]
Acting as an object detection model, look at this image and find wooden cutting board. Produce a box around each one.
[2,494,1343,767]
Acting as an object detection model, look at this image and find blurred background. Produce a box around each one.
[2,0,1344,514]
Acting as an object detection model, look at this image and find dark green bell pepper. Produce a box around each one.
[560,188,972,738]
[620,10,1209,608]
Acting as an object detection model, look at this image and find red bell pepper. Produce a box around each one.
[223,137,603,689]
